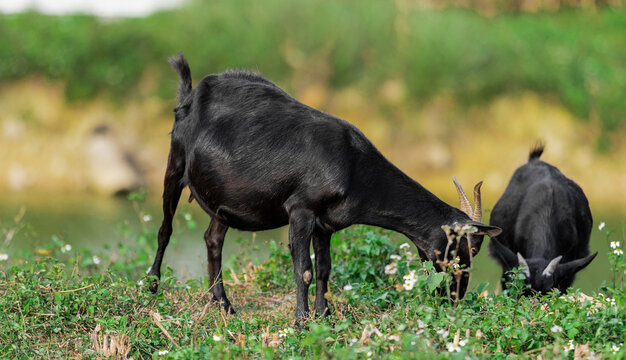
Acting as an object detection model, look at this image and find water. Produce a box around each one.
[0,192,623,294]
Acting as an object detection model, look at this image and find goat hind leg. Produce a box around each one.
[148,149,184,293]
[204,219,235,314]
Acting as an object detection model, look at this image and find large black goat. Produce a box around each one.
[148,53,501,321]
[489,145,597,294]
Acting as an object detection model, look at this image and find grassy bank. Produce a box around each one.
[1,2,626,144]
[0,198,624,359]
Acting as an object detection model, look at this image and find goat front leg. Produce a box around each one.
[312,229,332,317]
[287,208,315,323]
[148,146,184,293]
[204,219,235,314]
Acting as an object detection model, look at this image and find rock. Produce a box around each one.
[84,124,144,196]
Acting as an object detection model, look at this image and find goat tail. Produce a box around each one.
[168,53,192,103]
[528,141,545,161]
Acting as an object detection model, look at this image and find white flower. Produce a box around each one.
[390,254,401,260]
[611,241,620,249]
[61,244,72,253]
[137,279,145,286]
[446,342,461,352]
[366,351,373,359]
[343,284,353,291]
[384,263,398,275]
[279,328,289,338]
[92,255,101,265]
[611,344,620,354]
[410,341,416,345]
[436,329,449,338]
[143,214,152,222]
[614,249,624,256]
[399,243,410,249]
[550,325,563,333]
[403,270,418,290]
[213,333,223,342]
[459,339,468,346]
[452,256,460,269]
[0,253,8,261]
[564,339,575,353]
[388,334,401,341]
[184,213,192,221]
[349,337,358,346]
[598,222,605,231]
[417,319,426,329]
[157,349,169,355]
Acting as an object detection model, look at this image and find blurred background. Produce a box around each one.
[1,0,625,293]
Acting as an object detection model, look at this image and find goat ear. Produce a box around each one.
[541,255,562,277]
[557,252,598,275]
[517,252,531,278]
[489,238,517,268]
[471,223,502,237]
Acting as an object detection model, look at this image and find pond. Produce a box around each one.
[0,191,623,294]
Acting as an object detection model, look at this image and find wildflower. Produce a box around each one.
[611,344,621,354]
[343,284,353,291]
[410,341,416,346]
[598,222,605,231]
[279,328,289,338]
[137,279,145,286]
[436,329,449,338]
[452,256,460,269]
[614,249,624,256]
[564,339,575,353]
[611,241,620,249]
[399,243,410,249]
[366,351,373,359]
[417,319,426,329]
[550,325,563,333]
[0,253,8,261]
[446,342,461,352]
[403,270,417,290]
[157,349,169,355]
[459,339,467,346]
[213,333,223,342]
[390,254,401,261]
[384,263,398,275]
[184,213,192,221]
[61,244,72,253]
[92,255,101,265]
[349,337,358,346]
[143,214,152,222]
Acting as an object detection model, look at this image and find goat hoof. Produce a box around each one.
[148,281,159,294]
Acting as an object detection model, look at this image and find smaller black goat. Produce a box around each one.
[489,144,597,293]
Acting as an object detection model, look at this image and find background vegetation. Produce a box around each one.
[1,1,626,147]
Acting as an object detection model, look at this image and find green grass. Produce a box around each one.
[0,197,625,359]
[1,2,626,146]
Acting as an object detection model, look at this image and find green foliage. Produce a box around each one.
[1,206,625,358]
[2,3,626,141]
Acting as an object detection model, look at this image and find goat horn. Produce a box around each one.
[517,253,531,278]
[542,256,563,277]
[452,176,473,218]
[472,181,483,222]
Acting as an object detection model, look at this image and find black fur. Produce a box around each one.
[489,145,597,294]
[148,53,501,321]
